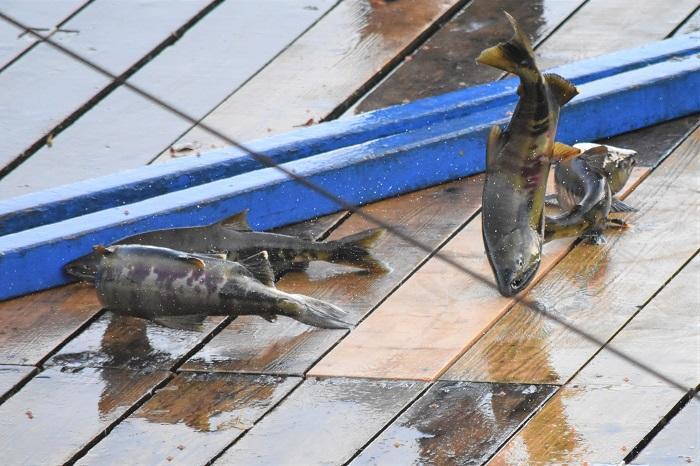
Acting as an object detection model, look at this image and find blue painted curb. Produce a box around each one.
[1,52,699,301]
[1,32,698,235]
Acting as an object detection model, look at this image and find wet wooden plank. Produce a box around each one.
[78,373,301,466]
[158,0,469,154]
[535,0,699,70]
[353,0,585,113]
[181,175,484,375]
[488,256,700,464]
[0,364,35,401]
[633,398,700,465]
[309,164,646,381]
[350,382,556,466]
[0,0,336,198]
[45,312,226,370]
[215,377,426,465]
[443,129,700,384]
[0,366,168,465]
[0,0,213,175]
[0,0,86,69]
[0,283,101,365]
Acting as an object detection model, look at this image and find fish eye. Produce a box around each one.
[516,257,524,267]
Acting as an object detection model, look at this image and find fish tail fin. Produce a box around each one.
[327,228,388,272]
[476,11,536,76]
[286,294,353,329]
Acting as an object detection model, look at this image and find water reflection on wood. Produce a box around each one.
[79,372,300,466]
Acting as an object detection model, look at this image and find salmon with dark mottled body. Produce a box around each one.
[477,12,578,296]
[545,144,637,244]
[66,244,352,330]
[64,210,387,282]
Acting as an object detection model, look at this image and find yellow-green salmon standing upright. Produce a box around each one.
[478,13,578,296]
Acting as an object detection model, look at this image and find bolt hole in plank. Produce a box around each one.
[0,0,218,176]
[0,0,338,198]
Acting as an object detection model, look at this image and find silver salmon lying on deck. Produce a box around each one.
[545,144,637,244]
[477,12,578,297]
[67,244,352,330]
[120,210,386,277]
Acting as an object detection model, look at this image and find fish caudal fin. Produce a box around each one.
[328,228,388,272]
[476,12,535,75]
[286,294,353,329]
[610,198,637,213]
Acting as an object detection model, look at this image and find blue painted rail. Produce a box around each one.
[1,50,699,301]
[1,32,698,235]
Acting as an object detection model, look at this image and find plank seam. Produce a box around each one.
[667,3,700,38]
[64,371,175,465]
[322,0,474,122]
[0,0,96,75]
[147,0,346,165]
[623,384,700,464]
[0,366,38,406]
[0,0,226,180]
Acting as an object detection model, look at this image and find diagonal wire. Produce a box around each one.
[1,10,695,398]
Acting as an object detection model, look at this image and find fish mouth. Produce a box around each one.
[497,263,540,297]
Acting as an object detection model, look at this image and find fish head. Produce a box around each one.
[486,227,541,297]
[63,245,114,281]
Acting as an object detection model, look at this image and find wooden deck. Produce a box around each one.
[0,1,698,465]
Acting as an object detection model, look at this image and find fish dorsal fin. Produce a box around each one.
[486,125,504,168]
[219,209,253,232]
[552,142,581,161]
[93,244,115,255]
[239,251,275,287]
[545,73,578,106]
[153,314,207,331]
[177,254,206,270]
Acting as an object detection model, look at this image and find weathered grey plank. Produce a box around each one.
[0,0,212,177]
[0,366,168,465]
[0,364,35,402]
[0,0,336,198]
[215,378,426,465]
[350,382,555,466]
[77,373,301,466]
[487,251,700,465]
[0,0,86,69]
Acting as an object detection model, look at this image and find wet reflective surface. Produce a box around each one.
[0,283,101,365]
[80,372,300,466]
[444,132,699,384]
[215,377,426,465]
[534,0,700,69]
[351,381,555,466]
[355,0,584,112]
[489,385,686,465]
[633,398,700,465]
[183,176,483,375]
[0,366,167,465]
[46,311,225,370]
[167,0,461,148]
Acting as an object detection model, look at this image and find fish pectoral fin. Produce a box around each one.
[486,125,504,168]
[260,314,277,323]
[199,251,229,260]
[544,73,578,106]
[219,209,253,232]
[610,198,637,213]
[551,142,581,161]
[239,251,276,287]
[177,254,206,270]
[153,314,208,332]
